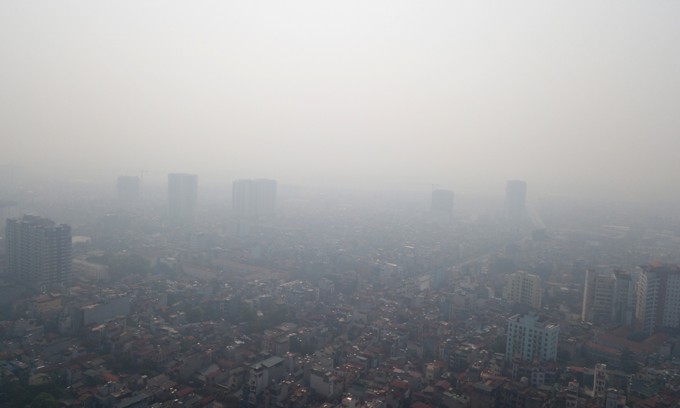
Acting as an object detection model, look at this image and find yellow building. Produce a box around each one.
[502,271,542,308]
[34,294,61,313]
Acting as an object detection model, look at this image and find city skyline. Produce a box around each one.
[2,2,680,201]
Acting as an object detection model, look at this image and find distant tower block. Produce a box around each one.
[5,214,72,290]
[431,189,454,213]
[232,179,277,220]
[505,180,527,219]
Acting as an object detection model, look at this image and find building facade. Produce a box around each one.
[635,262,680,336]
[506,312,559,362]
[232,179,277,220]
[5,214,72,290]
[583,269,636,324]
[502,271,542,309]
[168,173,198,222]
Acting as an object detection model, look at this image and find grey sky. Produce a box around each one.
[1,1,679,200]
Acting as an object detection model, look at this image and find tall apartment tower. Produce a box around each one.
[505,312,559,362]
[502,271,542,309]
[505,180,527,220]
[583,269,636,324]
[635,262,680,336]
[232,179,277,220]
[116,176,140,203]
[168,173,198,222]
[5,214,72,290]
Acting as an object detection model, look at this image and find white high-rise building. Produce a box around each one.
[5,214,72,290]
[232,179,277,220]
[635,262,680,336]
[168,173,198,222]
[505,312,559,362]
[502,271,542,309]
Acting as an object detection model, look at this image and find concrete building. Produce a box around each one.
[72,259,110,281]
[168,173,198,222]
[73,296,130,332]
[566,381,579,408]
[503,271,542,309]
[5,215,72,290]
[505,180,527,220]
[582,269,636,324]
[635,262,680,336]
[605,388,626,408]
[248,356,285,406]
[232,179,277,220]
[593,364,607,400]
[310,367,337,399]
[506,312,559,362]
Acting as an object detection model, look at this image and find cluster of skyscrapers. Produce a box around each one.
[116,174,278,223]
[582,263,680,336]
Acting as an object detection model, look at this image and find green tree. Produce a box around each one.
[31,392,62,408]
[620,348,640,374]
[187,306,204,323]
[180,338,193,352]
[238,306,257,323]
[138,359,158,372]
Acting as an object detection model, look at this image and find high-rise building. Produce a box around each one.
[502,271,542,309]
[232,179,277,220]
[5,214,72,290]
[505,180,527,220]
[612,270,636,324]
[582,269,636,324]
[116,176,140,203]
[582,269,615,322]
[635,262,680,336]
[431,189,454,213]
[505,312,559,362]
[168,173,198,222]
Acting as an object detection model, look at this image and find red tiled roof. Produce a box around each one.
[643,333,669,347]
[101,373,119,382]
[176,387,194,398]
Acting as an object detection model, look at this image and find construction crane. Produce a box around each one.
[126,170,148,189]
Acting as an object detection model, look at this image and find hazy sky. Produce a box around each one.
[1,1,679,200]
